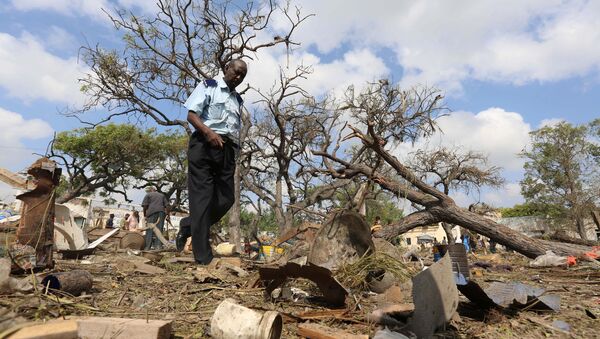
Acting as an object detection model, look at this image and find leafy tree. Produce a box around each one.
[498,203,544,217]
[50,124,189,209]
[365,196,404,226]
[140,130,189,211]
[520,120,600,239]
[51,124,161,203]
[327,181,404,225]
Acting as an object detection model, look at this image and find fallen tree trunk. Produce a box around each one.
[311,90,593,260]
[548,231,600,247]
[378,204,590,258]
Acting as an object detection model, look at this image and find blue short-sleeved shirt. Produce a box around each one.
[184,77,243,144]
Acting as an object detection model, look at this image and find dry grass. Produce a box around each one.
[334,252,416,291]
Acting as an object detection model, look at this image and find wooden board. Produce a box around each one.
[76,317,172,339]
[9,320,78,339]
[297,323,368,339]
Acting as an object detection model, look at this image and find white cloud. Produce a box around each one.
[538,118,564,128]
[423,108,532,171]
[9,0,114,22]
[116,0,157,14]
[45,26,78,51]
[244,48,389,103]
[482,182,523,207]
[0,32,88,105]
[391,107,532,206]
[278,0,600,92]
[0,107,54,201]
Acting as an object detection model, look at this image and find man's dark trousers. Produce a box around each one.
[188,132,236,264]
[145,211,166,250]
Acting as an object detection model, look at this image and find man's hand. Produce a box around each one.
[204,129,224,148]
[188,111,223,148]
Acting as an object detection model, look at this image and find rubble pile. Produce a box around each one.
[1,197,599,338]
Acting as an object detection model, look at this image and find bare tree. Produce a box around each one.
[312,81,589,258]
[243,65,349,232]
[75,0,311,130]
[408,147,505,242]
[69,0,312,241]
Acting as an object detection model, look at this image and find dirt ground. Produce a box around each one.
[1,249,599,338]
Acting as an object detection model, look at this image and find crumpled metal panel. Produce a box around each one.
[259,262,348,307]
[459,280,560,312]
[13,158,61,272]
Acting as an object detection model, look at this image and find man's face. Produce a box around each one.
[223,60,247,90]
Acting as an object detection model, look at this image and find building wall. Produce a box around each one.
[400,223,460,249]
[496,216,599,240]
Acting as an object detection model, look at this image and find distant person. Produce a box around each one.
[176,216,192,252]
[489,239,497,253]
[121,213,130,230]
[105,214,115,229]
[127,211,140,232]
[371,216,383,234]
[142,187,169,250]
[442,236,448,245]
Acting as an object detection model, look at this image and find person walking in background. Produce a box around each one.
[142,187,169,250]
[121,213,130,230]
[127,211,140,232]
[370,216,383,234]
[105,214,115,229]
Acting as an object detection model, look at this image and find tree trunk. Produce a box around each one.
[550,231,599,247]
[576,216,588,240]
[227,107,250,254]
[275,178,287,234]
[380,203,591,258]
[228,162,243,253]
[441,222,455,243]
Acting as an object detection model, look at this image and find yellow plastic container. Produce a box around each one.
[261,245,284,258]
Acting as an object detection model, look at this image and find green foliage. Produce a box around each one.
[498,203,558,218]
[328,182,404,225]
[520,120,600,235]
[365,197,404,225]
[217,208,279,236]
[54,123,158,175]
[52,124,188,205]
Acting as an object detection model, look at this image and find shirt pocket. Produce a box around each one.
[208,102,226,120]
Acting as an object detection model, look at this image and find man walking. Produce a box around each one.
[185,59,247,265]
[142,187,169,250]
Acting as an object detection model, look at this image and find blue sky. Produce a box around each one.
[0,0,599,207]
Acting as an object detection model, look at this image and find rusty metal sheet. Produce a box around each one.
[259,262,348,307]
[459,280,560,312]
[13,158,61,272]
[307,211,374,271]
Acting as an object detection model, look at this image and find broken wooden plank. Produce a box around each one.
[9,320,78,339]
[87,228,120,249]
[297,323,368,339]
[76,316,172,339]
[133,262,166,275]
[296,309,349,320]
[167,256,196,263]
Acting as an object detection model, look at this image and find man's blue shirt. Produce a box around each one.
[184,77,243,144]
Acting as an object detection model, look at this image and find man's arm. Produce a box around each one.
[187,111,223,148]
[141,195,149,217]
